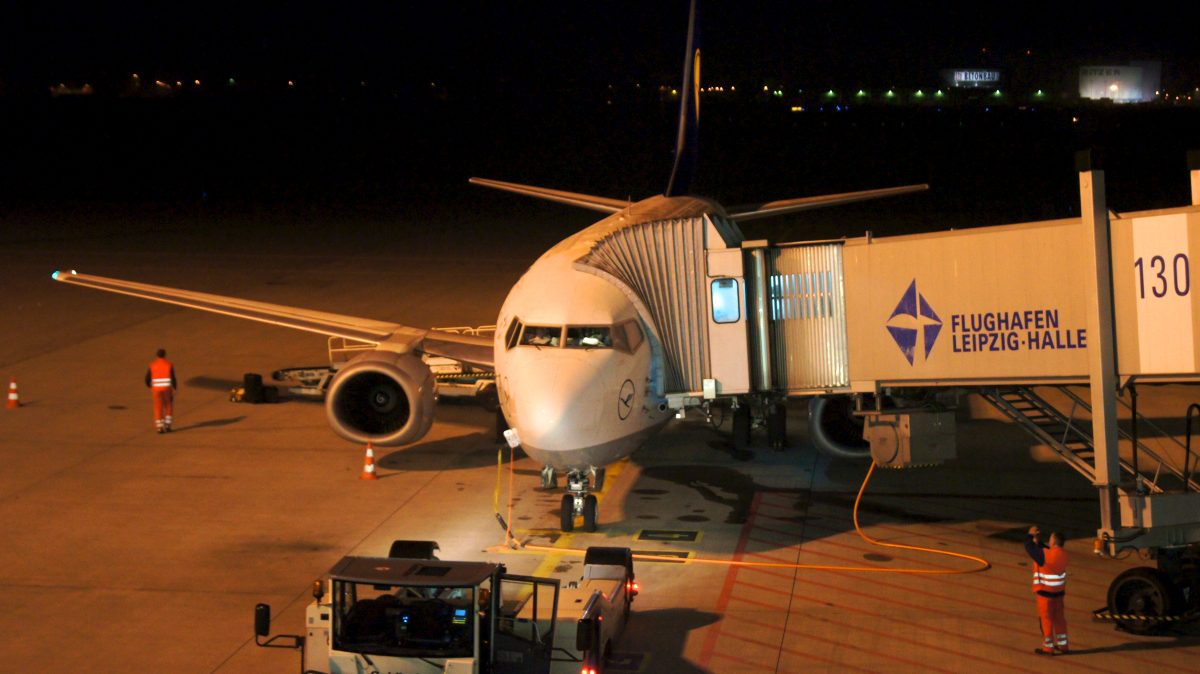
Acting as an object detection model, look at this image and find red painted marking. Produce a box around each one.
[719,604,963,674]
[708,642,878,674]
[737,559,1191,673]
[697,491,762,668]
[732,579,1110,674]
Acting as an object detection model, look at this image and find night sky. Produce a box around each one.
[5,2,1199,94]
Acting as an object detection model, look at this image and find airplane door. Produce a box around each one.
[493,574,559,674]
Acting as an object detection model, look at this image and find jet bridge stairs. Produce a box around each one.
[980,386,1200,495]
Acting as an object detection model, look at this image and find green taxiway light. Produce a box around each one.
[824,89,836,98]
[884,90,895,98]
[856,89,866,97]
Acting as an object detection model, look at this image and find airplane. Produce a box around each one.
[53,0,926,532]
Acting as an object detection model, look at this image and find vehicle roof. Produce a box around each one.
[328,556,499,587]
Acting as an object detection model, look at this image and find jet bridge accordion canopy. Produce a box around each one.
[577,214,740,394]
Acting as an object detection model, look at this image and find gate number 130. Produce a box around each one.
[1135,254,1191,299]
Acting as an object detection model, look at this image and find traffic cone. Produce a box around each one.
[359,442,379,480]
[6,377,19,409]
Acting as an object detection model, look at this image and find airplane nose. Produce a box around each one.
[506,359,606,454]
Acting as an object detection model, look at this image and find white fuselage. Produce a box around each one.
[493,194,720,471]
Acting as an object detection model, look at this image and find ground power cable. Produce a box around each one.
[493,444,991,575]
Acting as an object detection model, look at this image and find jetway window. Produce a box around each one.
[520,325,562,347]
[504,319,523,350]
[711,278,740,324]
[565,327,612,348]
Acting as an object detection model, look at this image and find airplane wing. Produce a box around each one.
[51,270,494,368]
[469,177,630,214]
[727,183,929,222]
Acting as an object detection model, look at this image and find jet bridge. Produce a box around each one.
[579,155,1200,631]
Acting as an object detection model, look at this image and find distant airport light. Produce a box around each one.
[670,89,678,96]
[1109,83,1119,92]
[935,90,945,97]
[287,80,295,87]
[884,89,895,98]
[790,105,804,112]
[856,89,866,97]
[914,90,925,98]
[228,78,236,86]
[175,81,182,87]
[763,85,769,91]
[992,89,1002,97]
[1072,116,1079,123]
[1035,90,1045,97]
[194,79,201,86]
[824,89,836,98]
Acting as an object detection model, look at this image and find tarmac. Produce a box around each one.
[3,209,1200,673]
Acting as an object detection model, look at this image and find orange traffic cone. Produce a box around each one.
[359,442,379,480]
[6,377,19,409]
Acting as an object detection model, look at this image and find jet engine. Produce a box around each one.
[326,350,436,446]
[808,396,871,460]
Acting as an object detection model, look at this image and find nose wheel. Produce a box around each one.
[559,470,599,532]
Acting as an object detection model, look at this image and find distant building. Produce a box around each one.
[941,69,1002,89]
[1079,61,1160,103]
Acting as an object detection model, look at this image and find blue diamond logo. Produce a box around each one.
[886,279,942,365]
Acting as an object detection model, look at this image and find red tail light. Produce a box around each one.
[627,579,640,595]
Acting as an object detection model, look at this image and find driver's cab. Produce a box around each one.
[307,556,559,674]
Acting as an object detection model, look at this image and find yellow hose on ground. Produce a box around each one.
[496,448,990,574]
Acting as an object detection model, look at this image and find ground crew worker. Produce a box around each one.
[1025,526,1069,654]
[145,348,176,433]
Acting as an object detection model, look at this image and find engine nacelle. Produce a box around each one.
[808,396,871,460]
[326,351,436,446]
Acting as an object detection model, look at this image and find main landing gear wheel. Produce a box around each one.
[582,494,598,533]
[560,494,575,532]
[767,402,787,450]
[1107,567,1178,634]
[732,404,751,451]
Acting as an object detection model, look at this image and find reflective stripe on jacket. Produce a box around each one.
[1033,546,1068,595]
[148,358,175,390]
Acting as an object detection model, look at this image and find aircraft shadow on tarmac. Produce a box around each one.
[629,414,1104,551]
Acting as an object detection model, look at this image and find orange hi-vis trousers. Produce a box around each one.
[152,388,174,430]
[1036,594,1067,651]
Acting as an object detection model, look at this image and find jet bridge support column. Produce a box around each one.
[1078,152,1122,538]
[1189,149,1200,206]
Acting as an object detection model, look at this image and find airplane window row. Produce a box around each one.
[504,319,644,354]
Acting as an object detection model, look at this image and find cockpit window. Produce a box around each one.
[520,325,561,347]
[565,327,612,348]
[618,320,644,353]
[504,318,523,350]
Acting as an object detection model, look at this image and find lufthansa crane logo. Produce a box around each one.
[618,379,635,420]
[886,279,943,365]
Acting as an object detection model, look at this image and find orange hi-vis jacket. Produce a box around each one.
[148,358,175,390]
[1032,546,1068,596]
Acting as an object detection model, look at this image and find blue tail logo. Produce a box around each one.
[886,279,942,365]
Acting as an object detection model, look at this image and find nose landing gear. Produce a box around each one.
[560,470,600,533]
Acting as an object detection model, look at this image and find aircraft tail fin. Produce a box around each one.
[664,0,700,198]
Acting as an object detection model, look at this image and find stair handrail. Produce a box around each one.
[1059,386,1200,492]
[1186,403,1200,493]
